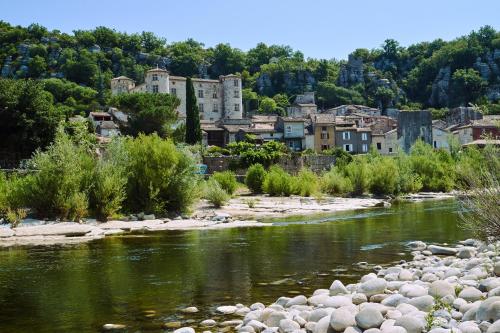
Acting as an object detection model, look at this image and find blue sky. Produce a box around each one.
[2,0,499,60]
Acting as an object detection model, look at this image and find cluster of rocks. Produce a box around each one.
[171,240,500,333]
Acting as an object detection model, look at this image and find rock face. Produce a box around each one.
[338,55,365,87]
[429,66,451,107]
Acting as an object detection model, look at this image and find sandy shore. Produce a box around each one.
[0,192,455,247]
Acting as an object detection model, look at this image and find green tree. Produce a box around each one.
[258,97,277,114]
[451,68,486,106]
[28,55,47,78]
[166,39,206,77]
[185,77,202,144]
[374,86,396,110]
[0,79,64,156]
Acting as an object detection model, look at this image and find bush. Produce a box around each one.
[293,168,320,197]
[212,171,238,195]
[344,158,371,196]
[410,141,454,192]
[204,179,230,208]
[23,129,94,220]
[89,139,128,221]
[370,157,399,196]
[124,134,199,215]
[263,165,293,196]
[321,167,353,196]
[245,164,267,193]
[395,152,422,194]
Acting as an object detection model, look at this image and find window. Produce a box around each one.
[213,103,219,112]
[285,125,292,134]
[362,132,368,141]
[389,148,393,153]
[152,73,158,81]
[343,144,352,152]
[213,90,218,99]
[321,126,327,131]
[234,104,240,111]
[152,85,159,93]
[376,142,382,150]
[170,88,177,96]
[342,131,351,140]
[234,79,238,87]
[198,90,204,98]
[199,103,204,112]
[434,141,437,148]
[321,133,329,139]
[234,90,239,98]
[362,144,368,152]
[321,144,329,151]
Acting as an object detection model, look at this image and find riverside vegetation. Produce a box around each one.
[1,126,496,226]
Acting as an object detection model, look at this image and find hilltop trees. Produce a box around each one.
[185,77,202,144]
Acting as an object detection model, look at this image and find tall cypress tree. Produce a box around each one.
[185,77,202,144]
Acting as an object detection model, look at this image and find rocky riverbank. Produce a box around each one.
[0,192,455,247]
[154,239,500,333]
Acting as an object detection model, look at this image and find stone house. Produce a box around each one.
[310,114,336,152]
[88,111,113,127]
[453,117,500,145]
[286,92,317,118]
[201,122,225,147]
[397,111,433,152]
[384,129,399,154]
[326,104,380,117]
[371,133,386,154]
[335,127,372,154]
[111,68,243,122]
[277,117,306,151]
[96,121,120,138]
[432,120,452,151]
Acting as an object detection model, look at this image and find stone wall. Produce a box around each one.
[202,155,336,175]
[397,111,433,153]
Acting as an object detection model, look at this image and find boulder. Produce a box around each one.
[279,319,300,333]
[476,297,500,322]
[201,320,217,327]
[457,247,476,259]
[247,320,268,332]
[265,311,288,327]
[329,308,356,331]
[313,315,332,333]
[407,295,434,312]
[381,327,408,333]
[428,280,455,298]
[286,295,307,307]
[495,263,500,277]
[358,278,387,297]
[382,294,409,307]
[408,241,427,251]
[400,284,428,298]
[459,287,483,302]
[102,324,126,330]
[428,245,457,255]
[329,280,349,295]
[355,308,384,329]
[487,320,500,333]
[352,293,368,305]
[173,328,195,333]
[182,306,199,313]
[394,316,425,333]
[217,306,238,314]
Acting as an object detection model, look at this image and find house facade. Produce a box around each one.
[111,68,243,122]
[278,117,305,151]
[335,127,372,154]
[310,114,335,152]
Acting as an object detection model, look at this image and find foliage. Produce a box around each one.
[321,167,353,196]
[258,97,278,114]
[204,179,230,208]
[185,77,202,144]
[23,129,94,220]
[344,158,371,196]
[0,173,29,226]
[225,140,289,168]
[370,157,399,196]
[0,79,65,157]
[89,138,128,221]
[245,164,267,194]
[109,92,179,138]
[458,145,499,242]
[262,165,293,196]
[124,134,199,215]
[212,171,238,195]
[293,168,320,197]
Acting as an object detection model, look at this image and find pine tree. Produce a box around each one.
[185,77,202,144]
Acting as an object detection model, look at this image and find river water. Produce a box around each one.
[0,199,469,333]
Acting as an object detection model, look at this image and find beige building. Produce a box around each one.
[310,114,336,152]
[111,68,243,122]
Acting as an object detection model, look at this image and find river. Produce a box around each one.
[0,199,469,332]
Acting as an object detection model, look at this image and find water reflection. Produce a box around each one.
[0,200,468,333]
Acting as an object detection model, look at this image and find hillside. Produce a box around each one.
[1,21,499,114]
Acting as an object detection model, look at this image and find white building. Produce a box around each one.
[110,68,243,122]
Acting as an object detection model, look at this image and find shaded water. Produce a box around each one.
[0,199,468,332]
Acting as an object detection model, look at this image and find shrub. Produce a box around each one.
[89,139,128,221]
[370,157,399,195]
[395,152,422,194]
[321,167,353,196]
[23,129,94,220]
[245,164,267,193]
[293,168,320,197]
[204,179,230,208]
[263,165,293,196]
[410,141,454,192]
[344,158,371,196]
[124,134,199,215]
[212,171,238,195]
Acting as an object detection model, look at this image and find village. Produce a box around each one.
[80,68,500,166]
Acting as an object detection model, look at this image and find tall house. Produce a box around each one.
[110,69,243,121]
